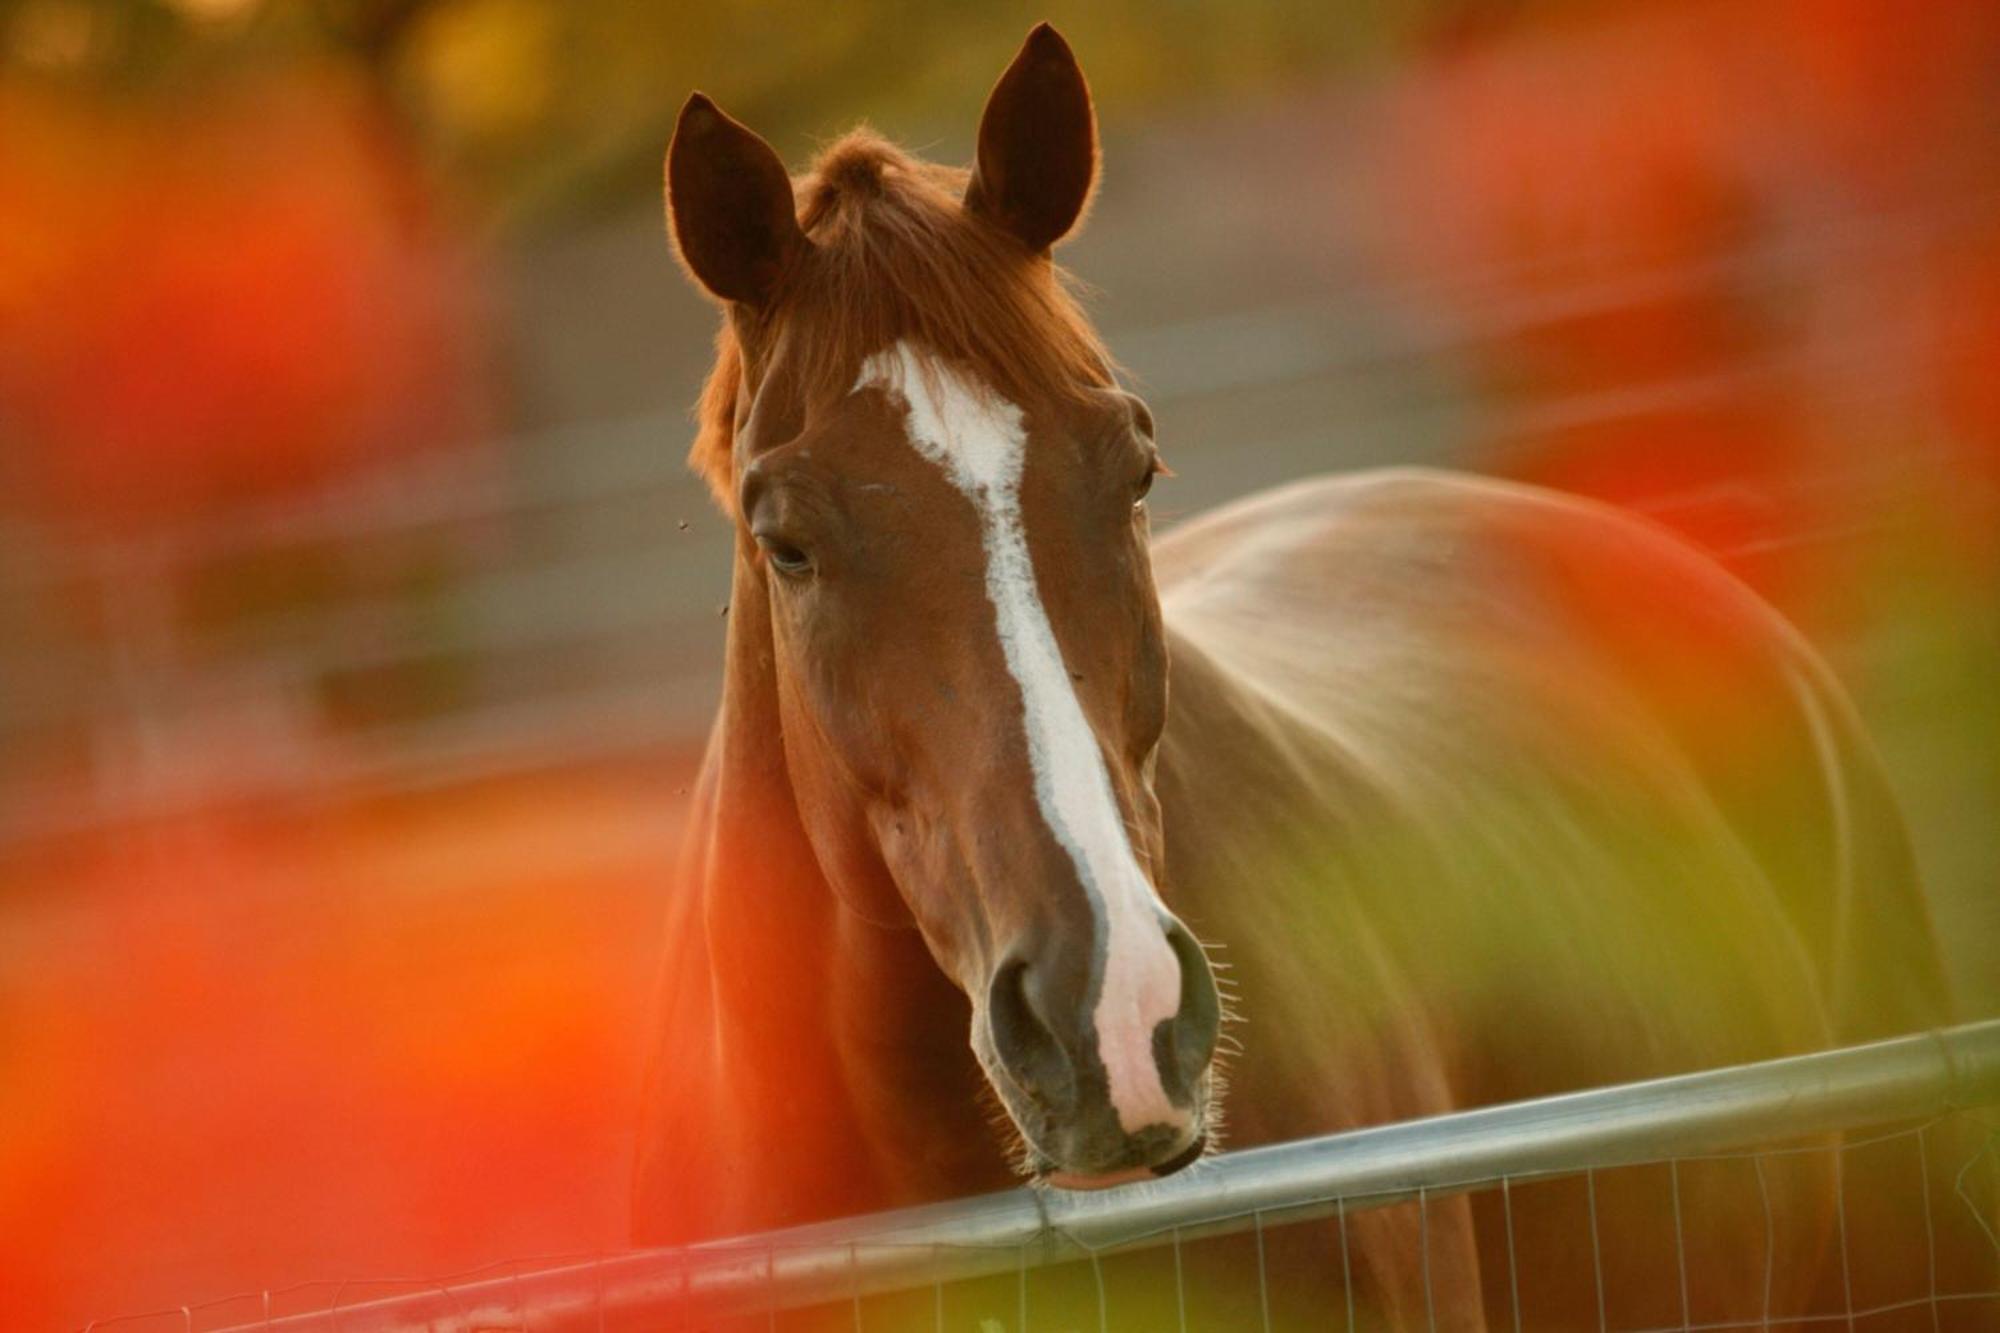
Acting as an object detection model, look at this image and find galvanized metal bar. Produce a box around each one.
[204,1019,2000,1332]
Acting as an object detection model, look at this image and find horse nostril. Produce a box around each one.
[1151,1133,1206,1178]
[986,957,1075,1106]
[1157,919,1222,1100]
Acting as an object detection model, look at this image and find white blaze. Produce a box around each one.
[855,341,1185,1134]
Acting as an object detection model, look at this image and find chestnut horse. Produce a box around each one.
[634,24,1966,1329]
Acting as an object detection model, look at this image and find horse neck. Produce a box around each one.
[696,558,836,1031]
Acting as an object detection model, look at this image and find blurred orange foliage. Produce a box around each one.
[0,767,681,1328]
[0,68,493,527]
[1376,0,2000,625]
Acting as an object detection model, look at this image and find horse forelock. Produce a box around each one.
[688,129,1116,511]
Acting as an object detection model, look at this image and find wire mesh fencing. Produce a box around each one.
[88,1021,2000,1333]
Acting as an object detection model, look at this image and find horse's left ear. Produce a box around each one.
[964,23,1098,253]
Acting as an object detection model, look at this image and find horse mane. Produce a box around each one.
[688,129,1116,508]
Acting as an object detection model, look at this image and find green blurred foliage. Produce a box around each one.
[0,0,1441,229]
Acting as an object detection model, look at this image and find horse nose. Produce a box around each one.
[986,914,1221,1124]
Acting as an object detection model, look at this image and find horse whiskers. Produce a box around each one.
[973,1076,1039,1179]
[1194,1065,1232,1159]
[973,1076,1015,1137]
[1007,1139,1041,1181]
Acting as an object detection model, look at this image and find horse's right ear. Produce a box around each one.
[666,93,807,307]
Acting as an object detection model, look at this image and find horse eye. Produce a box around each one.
[1134,453,1169,507]
[758,535,813,578]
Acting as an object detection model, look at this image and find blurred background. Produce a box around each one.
[1,0,1995,1326]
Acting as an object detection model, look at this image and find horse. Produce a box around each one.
[632,24,1971,1330]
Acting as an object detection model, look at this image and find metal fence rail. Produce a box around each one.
[148,1018,2000,1333]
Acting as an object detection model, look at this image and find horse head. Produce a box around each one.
[665,24,1222,1186]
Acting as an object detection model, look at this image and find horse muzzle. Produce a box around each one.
[1043,1129,1210,1190]
[980,911,1222,1184]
